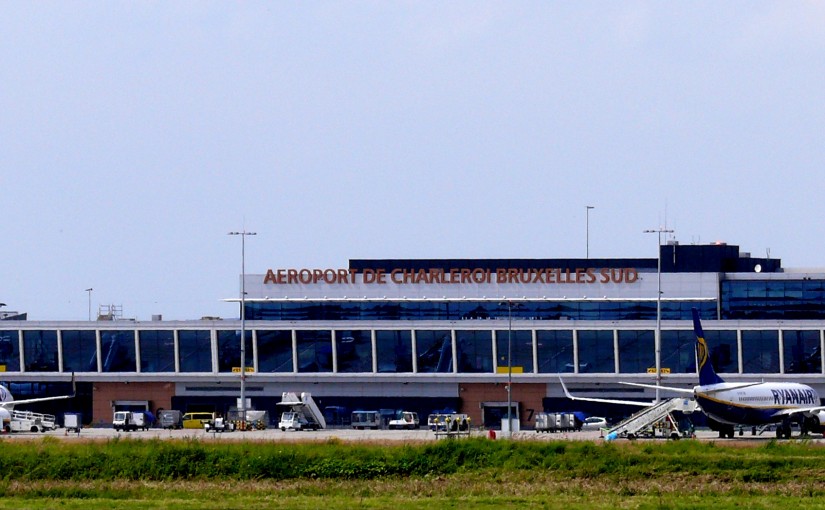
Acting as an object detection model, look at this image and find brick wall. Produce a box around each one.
[459,383,545,428]
[92,382,175,425]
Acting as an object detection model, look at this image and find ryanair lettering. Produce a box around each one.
[770,388,818,406]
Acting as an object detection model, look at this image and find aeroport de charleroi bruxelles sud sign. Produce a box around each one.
[262,267,640,286]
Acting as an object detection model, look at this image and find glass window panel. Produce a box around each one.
[178,330,212,373]
[257,330,293,373]
[336,330,372,373]
[576,330,615,373]
[495,330,533,373]
[296,330,332,373]
[217,330,253,373]
[0,330,20,372]
[375,330,413,373]
[455,330,493,373]
[782,330,822,374]
[660,330,696,374]
[23,330,59,372]
[742,330,779,374]
[61,330,98,372]
[618,330,654,373]
[536,330,574,373]
[139,330,175,372]
[101,331,136,372]
[703,330,739,373]
[415,330,452,373]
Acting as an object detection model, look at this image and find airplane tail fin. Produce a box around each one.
[692,308,725,385]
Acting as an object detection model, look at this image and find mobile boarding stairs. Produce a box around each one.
[604,398,698,441]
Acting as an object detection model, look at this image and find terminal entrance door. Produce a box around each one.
[481,401,520,430]
[112,400,149,413]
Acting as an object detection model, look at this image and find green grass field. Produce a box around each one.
[1,437,824,509]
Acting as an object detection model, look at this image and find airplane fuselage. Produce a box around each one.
[695,382,821,426]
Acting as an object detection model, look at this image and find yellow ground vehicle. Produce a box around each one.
[181,412,215,429]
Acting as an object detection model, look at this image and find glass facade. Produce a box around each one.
[244,300,719,322]
[256,330,293,373]
[296,330,332,373]
[23,330,58,372]
[0,330,20,372]
[178,330,212,373]
[218,330,252,373]
[455,330,493,373]
[375,330,412,373]
[618,330,655,374]
[741,330,779,374]
[336,330,372,373]
[536,330,574,373]
[495,330,533,374]
[722,280,825,319]
[139,330,175,372]
[61,330,98,373]
[782,330,822,374]
[101,331,136,372]
[0,324,822,377]
[576,330,615,373]
[660,330,697,374]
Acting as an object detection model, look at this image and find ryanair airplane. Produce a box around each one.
[562,309,825,439]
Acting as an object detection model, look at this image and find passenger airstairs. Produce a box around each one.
[276,392,326,430]
[605,398,697,440]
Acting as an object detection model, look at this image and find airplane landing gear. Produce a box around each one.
[775,421,792,439]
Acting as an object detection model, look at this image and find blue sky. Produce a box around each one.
[2,2,824,320]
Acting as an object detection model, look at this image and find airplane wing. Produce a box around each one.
[0,393,75,408]
[620,381,766,394]
[559,377,652,407]
[771,405,825,418]
[619,382,694,394]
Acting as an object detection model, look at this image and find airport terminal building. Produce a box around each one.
[2,242,824,428]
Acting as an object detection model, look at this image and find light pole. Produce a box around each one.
[502,300,520,438]
[85,288,93,321]
[643,227,673,403]
[586,206,594,258]
[228,230,256,422]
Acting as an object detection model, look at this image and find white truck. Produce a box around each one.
[277,392,326,431]
[113,411,149,432]
[388,411,420,430]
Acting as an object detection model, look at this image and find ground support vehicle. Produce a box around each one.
[604,398,697,440]
[159,410,182,429]
[351,410,381,430]
[228,409,268,430]
[277,392,326,431]
[388,411,420,430]
[535,412,582,433]
[113,411,149,432]
[204,416,236,432]
[9,410,57,433]
[429,413,471,437]
[63,412,82,433]
[182,412,215,429]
